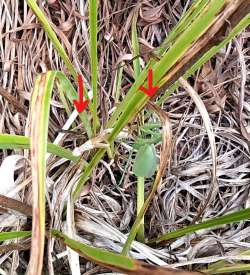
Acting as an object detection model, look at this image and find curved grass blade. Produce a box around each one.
[27,70,94,274]
[149,208,250,244]
[52,230,202,275]
[25,0,77,80]
[0,231,31,242]
[0,134,80,163]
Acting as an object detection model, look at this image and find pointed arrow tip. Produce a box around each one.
[139,68,159,97]
[73,99,89,113]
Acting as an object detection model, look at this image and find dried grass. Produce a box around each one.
[0,0,250,274]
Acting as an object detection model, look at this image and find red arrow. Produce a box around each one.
[73,74,89,113]
[139,68,159,97]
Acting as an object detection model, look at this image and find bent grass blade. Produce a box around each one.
[52,230,202,275]
[0,134,80,163]
[25,0,77,80]
[149,208,250,244]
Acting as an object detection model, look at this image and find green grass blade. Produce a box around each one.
[56,72,93,138]
[203,264,250,274]
[136,176,145,242]
[156,0,209,56]
[25,0,77,80]
[202,249,250,273]
[113,65,124,103]
[0,134,80,163]
[25,1,95,135]
[153,1,230,83]
[52,230,136,271]
[157,10,250,105]
[89,0,99,134]
[52,230,185,274]
[149,208,250,244]
[131,11,140,78]
[0,231,31,242]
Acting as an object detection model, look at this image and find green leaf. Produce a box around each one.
[133,144,157,178]
[52,230,136,270]
[89,0,100,134]
[25,0,77,80]
[149,208,250,244]
[0,134,80,163]
[56,71,93,138]
[25,0,95,136]
[52,230,186,274]
[0,231,31,242]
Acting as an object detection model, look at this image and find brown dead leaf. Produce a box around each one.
[0,195,32,217]
[179,78,217,222]
[0,86,27,115]
[139,2,165,23]
[197,62,227,113]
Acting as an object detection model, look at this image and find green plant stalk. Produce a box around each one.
[149,208,250,244]
[122,168,162,255]
[0,134,80,162]
[136,176,145,242]
[73,0,246,200]
[131,15,145,243]
[89,0,99,134]
[73,148,106,199]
